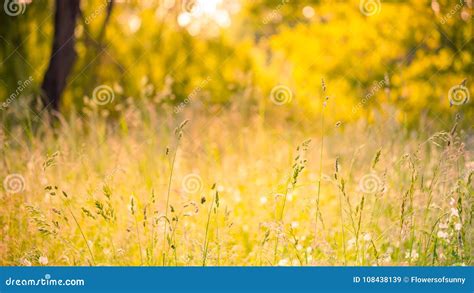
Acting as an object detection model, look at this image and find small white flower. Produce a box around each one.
[454,223,462,231]
[363,233,372,242]
[439,222,449,229]
[259,196,267,205]
[450,208,459,217]
[278,258,289,266]
[287,191,294,202]
[347,238,357,250]
[449,197,456,206]
[437,231,449,239]
[405,250,419,260]
[38,256,48,265]
[291,221,299,229]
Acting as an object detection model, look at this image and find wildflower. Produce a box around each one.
[259,196,268,205]
[38,256,48,265]
[450,208,459,217]
[454,223,462,231]
[287,192,294,201]
[291,221,299,229]
[449,197,456,206]
[439,222,449,229]
[383,254,392,264]
[278,258,289,266]
[347,238,356,250]
[363,233,372,242]
[437,231,449,239]
[405,250,419,261]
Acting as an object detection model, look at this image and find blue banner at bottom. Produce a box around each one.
[0,266,472,292]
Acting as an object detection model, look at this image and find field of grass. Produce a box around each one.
[1,96,472,266]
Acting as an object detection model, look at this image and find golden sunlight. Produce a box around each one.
[177,0,239,36]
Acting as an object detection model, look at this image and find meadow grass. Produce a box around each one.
[0,100,472,266]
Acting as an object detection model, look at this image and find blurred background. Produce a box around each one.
[0,0,472,129]
[0,0,473,267]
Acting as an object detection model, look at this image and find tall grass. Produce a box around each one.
[0,99,472,266]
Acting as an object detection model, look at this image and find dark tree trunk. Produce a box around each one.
[41,0,81,112]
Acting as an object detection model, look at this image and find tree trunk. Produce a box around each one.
[41,0,81,112]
